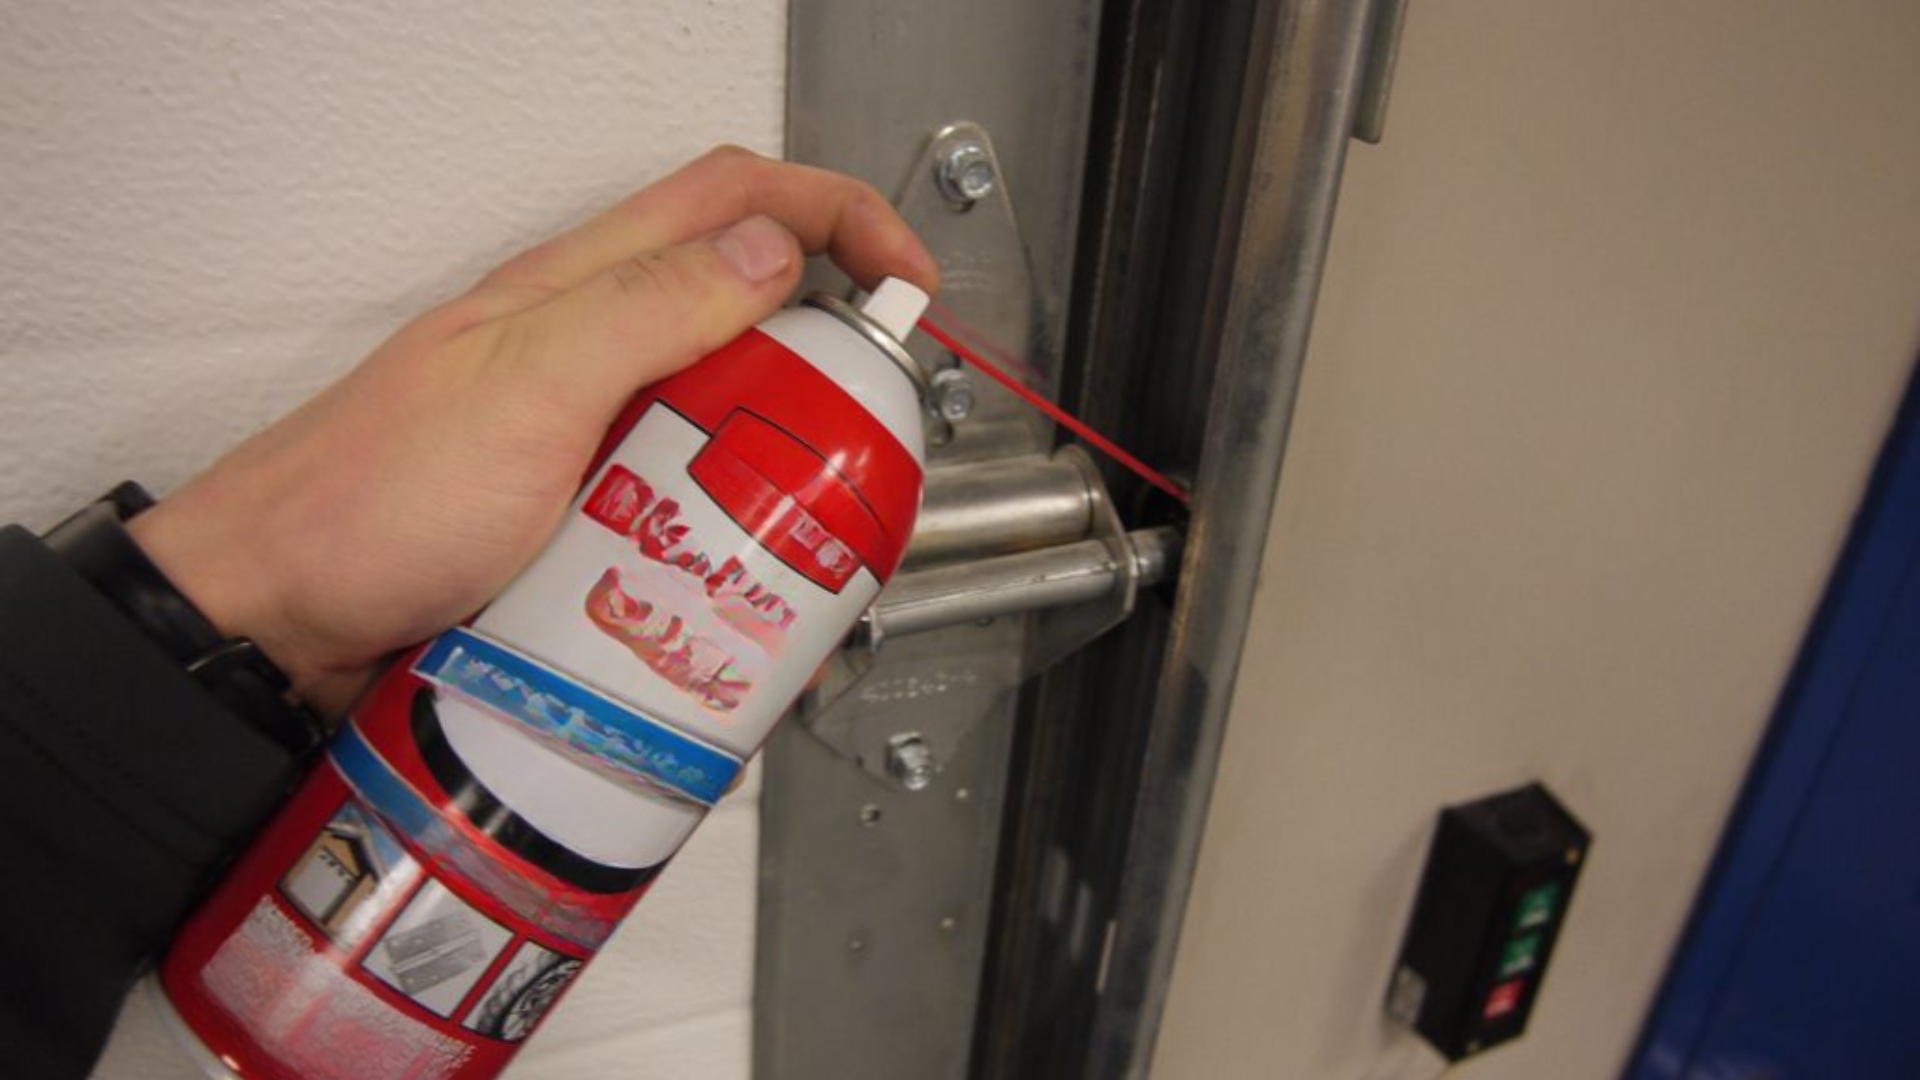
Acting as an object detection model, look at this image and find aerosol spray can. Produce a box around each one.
[155,279,932,1080]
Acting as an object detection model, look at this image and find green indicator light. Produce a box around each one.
[1499,934,1541,977]
[1515,882,1561,931]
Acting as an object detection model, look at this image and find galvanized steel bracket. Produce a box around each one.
[792,447,1174,790]
[789,122,1177,791]
[894,121,1054,456]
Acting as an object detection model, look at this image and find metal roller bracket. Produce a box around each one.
[894,121,1054,455]
[788,119,1071,791]
[794,446,1178,788]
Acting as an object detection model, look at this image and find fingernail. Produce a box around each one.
[713,215,794,283]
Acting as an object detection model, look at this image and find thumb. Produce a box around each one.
[510,214,802,415]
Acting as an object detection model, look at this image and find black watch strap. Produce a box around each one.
[43,482,324,760]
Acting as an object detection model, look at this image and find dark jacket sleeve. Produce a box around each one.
[0,525,305,1080]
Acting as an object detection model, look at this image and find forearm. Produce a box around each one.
[0,525,306,1080]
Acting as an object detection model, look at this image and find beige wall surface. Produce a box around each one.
[1153,3,1920,1079]
[0,3,783,1077]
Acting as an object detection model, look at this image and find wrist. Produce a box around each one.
[126,493,319,696]
[43,483,325,755]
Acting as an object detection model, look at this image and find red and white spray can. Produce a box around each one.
[155,279,932,1080]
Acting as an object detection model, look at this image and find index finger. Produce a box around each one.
[482,146,940,299]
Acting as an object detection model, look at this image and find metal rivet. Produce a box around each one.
[939,916,957,933]
[847,937,866,953]
[859,804,883,827]
[935,140,997,207]
[955,787,972,802]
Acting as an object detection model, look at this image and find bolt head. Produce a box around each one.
[886,734,936,792]
[936,141,997,206]
[954,160,996,201]
[931,368,976,422]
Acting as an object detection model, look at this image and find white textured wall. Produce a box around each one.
[1154,2,1920,1079]
[0,2,783,1077]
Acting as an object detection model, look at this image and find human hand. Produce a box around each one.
[128,146,939,716]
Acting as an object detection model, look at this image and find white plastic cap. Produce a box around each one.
[858,276,930,343]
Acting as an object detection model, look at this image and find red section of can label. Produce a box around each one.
[160,322,923,1078]
[159,736,620,1080]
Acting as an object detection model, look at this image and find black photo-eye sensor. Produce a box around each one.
[1386,782,1590,1060]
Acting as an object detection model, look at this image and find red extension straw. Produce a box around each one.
[917,312,1193,506]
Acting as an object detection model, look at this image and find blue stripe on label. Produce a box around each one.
[412,628,741,806]
[331,719,444,839]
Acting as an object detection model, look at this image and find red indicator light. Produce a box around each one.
[1483,978,1527,1020]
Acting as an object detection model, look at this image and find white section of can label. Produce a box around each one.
[452,402,881,858]
[483,401,881,750]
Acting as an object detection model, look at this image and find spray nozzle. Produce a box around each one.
[857,277,930,343]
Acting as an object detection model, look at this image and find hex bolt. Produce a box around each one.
[931,367,976,422]
[886,734,936,792]
[935,140,997,207]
